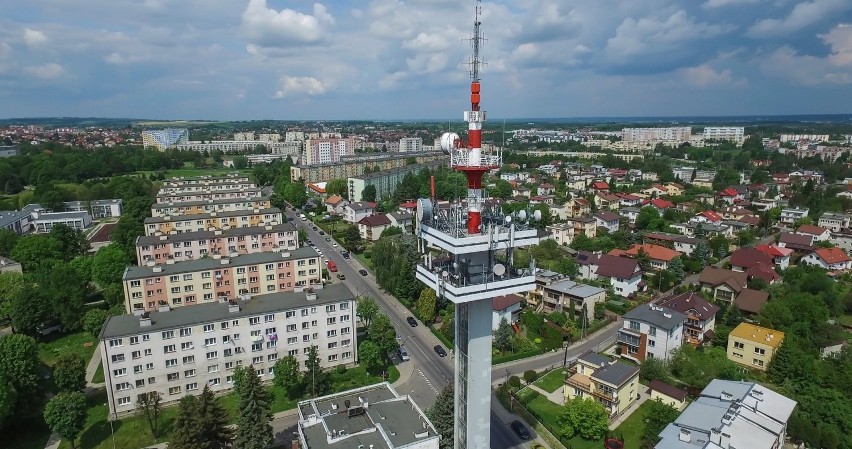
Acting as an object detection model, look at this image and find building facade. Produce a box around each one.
[155,187,262,205]
[727,322,784,371]
[541,279,606,321]
[347,163,440,202]
[702,127,745,144]
[136,223,299,264]
[142,128,190,150]
[291,151,448,184]
[565,351,640,419]
[398,137,423,152]
[143,208,283,236]
[618,304,686,362]
[62,199,123,218]
[303,137,359,165]
[151,197,272,218]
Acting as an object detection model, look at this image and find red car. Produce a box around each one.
[327,261,338,272]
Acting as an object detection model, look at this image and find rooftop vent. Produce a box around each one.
[158,302,170,313]
[228,299,240,313]
[220,258,230,265]
[306,290,317,301]
[139,312,152,327]
[152,266,163,273]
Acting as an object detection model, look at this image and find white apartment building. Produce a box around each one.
[144,208,283,236]
[122,248,322,313]
[151,198,272,218]
[304,138,358,165]
[173,140,299,154]
[398,137,423,152]
[101,284,357,417]
[158,178,255,195]
[702,127,745,145]
[621,127,692,143]
[818,212,851,232]
[779,207,809,226]
[779,134,829,143]
[136,223,299,264]
[155,187,262,205]
[618,304,686,362]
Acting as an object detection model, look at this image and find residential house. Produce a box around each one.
[729,248,773,273]
[698,267,747,304]
[527,269,569,307]
[643,198,674,213]
[595,193,621,211]
[693,210,722,224]
[648,380,688,411]
[595,255,644,298]
[325,195,349,215]
[529,195,555,206]
[619,207,640,225]
[357,214,392,241]
[720,207,755,221]
[512,187,532,198]
[753,244,792,270]
[492,294,523,331]
[566,216,597,239]
[778,232,816,253]
[818,212,850,232]
[589,181,610,193]
[619,304,686,362]
[641,232,701,257]
[692,171,716,189]
[540,279,606,321]
[641,185,668,197]
[387,211,413,233]
[664,183,684,196]
[545,223,575,246]
[779,207,809,226]
[727,323,784,371]
[565,351,640,419]
[537,183,556,196]
[659,292,720,345]
[670,221,732,238]
[795,224,830,242]
[593,211,620,233]
[829,232,852,252]
[609,244,681,271]
[801,247,852,271]
[733,289,769,317]
[569,197,592,217]
[717,187,744,205]
[615,193,642,208]
[655,380,797,449]
[642,172,659,182]
[343,202,375,224]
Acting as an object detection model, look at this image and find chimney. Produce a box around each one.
[153,266,163,273]
[139,312,152,327]
[146,260,156,267]
[159,235,167,241]
[678,429,691,443]
[306,290,317,301]
[710,428,722,445]
[220,258,230,265]
[166,258,175,265]
[228,299,240,313]
[158,302,170,313]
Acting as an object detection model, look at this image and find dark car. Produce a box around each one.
[434,345,447,357]
[319,230,325,235]
[336,273,346,280]
[510,420,531,440]
[312,226,318,231]
[406,316,418,327]
[359,269,368,276]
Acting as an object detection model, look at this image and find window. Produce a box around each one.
[109,339,123,348]
[181,342,194,350]
[165,359,178,368]
[180,328,192,337]
[146,362,154,370]
[183,355,195,364]
[340,302,349,310]
[130,336,139,345]
[185,369,196,378]
[207,351,218,359]
[204,338,217,347]
[256,369,265,376]
[250,330,261,337]
[649,326,657,337]
[116,382,131,391]
[132,350,141,359]
[113,368,127,377]
[249,317,260,325]
[325,305,336,313]
[164,345,176,353]
[752,358,764,367]
[342,339,351,347]
[251,343,262,352]
[327,317,337,325]
[301,308,309,317]
[266,340,277,349]
[341,315,350,322]
[287,337,297,345]
[186,382,198,391]
[327,330,337,338]
[111,354,125,363]
[302,335,310,342]
[252,356,263,364]
[629,321,640,331]
[144,348,152,356]
[168,386,181,395]
[208,365,220,373]
[264,314,274,322]
[209,378,221,386]
[136,378,146,388]
[203,324,215,333]
[754,347,766,356]
[328,354,338,362]
[648,340,655,347]
[285,311,296,318]
[733,341,745,350]
[134,365,143,374]
[328,342,338,349]
[220,321,229,330]
[143,335,150,342]
[267,353,278,362]
[167,373,180,381]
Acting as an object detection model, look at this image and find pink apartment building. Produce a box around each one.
[135,223,298,264]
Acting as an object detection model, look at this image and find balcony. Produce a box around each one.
[416,263,536,304]
[617,329,641,347]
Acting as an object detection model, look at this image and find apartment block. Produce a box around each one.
[702,127,745,145]
[155,186,262,204]
[565,351,640,419]
[101,284,357,417]
[303,137,359,165]
[618,304,686,362]
[31,209,92,232]
[291,151,448,184]
[122,247,322,313]
[727,323,784,371]
[141,128,189,150]
[144,208,283,236]
[151,197,272,218]
[779,207,809,226]
[347,163,441,202]
[136,223,299,264]
[398,137,423,152]
[621,127,692,143]
[158,178,255,195]
[818,212,851,232]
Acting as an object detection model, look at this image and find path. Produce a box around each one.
[528,383,564,406]
[85,342,104,388]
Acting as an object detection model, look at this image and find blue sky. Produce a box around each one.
[0,0,850,120]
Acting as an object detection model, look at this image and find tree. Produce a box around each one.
[0,229,19,257]
[356,296,379,328]
[523,370,538,384]
[0,372,16,428]
[747,276,768,291]
[197,385,233,449]
[92,245,128,286]
[0,272,25,324]
[554,257,579,278]
[369,314,398,354]
[642,400,681,446]
[273,356,302,399]
[494,318,513,352]
[43,392,87,449]
[170,395,202,449]
[304,346,330,397]
[358,340,385,373]
[635,206,660,230]
[53,354,86,392]
[34,183,67,212]
[492,179,513,200]
[668,257,685,282]
[83,309,110,337]
[35,261,90,331]
[344,225,361,248]
[380,226,403,238]
[283,182,307,208]
[639,358,672,384]
[232,155,249,169]
[136,391,163,440]
[326,178,348,199]
[637,247,652,272]
[557,397,609,440]
[426,385,454,449]
[49,224,90,260]
[11,234,62,271]
[233,366,273,449]
[10,286,50,336]
[362,184,377,202]
[416,288,437,323]
[0,334,41,405]
[694,241,710,265]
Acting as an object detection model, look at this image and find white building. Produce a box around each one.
[398,137,423,152]
[492,294,523,331]
[703,127,745,145]
[801,247,852,271]
[779,207,809,226]
[343,202,375,224]
[30,209,92,232]
[621,127,692,143]
[618,304,685,362]
[62,199,123,218]
[142,128,190,150]
[100,284,357,417]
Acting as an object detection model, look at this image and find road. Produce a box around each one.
[287,210,532,449]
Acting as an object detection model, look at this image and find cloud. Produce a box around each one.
[748,0,851,38]
[23,62,66,80]
[702,0,761,9]
[23,28,48,47]
[761,45,851,84]
[605,11,731,60]
[822,23,852,66]
[681,64,747,87]
[241,0,333,47]
[273,76,326,98]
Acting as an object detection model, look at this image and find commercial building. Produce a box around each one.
[618,304,686,362]
[398,137,423,152]
[565,351,640,419]
[655,380,796,449]
[297,382,440,449]
[541,279,606,321]
[303,137,359,165]
[122,247,323,313]
[136,223,299,264]
[348,163,441,202]
[101,283,357,417]
[30,209,92,232]
[141,128,190,150]
[62,199,123,218]
[151,197,272,218]
[155,187,263,205]
[727,323,784,371]
[144,208,283,236]
[702,127,745,144]
[291,151,447,184]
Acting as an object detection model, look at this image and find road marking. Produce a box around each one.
[418,369,439,394]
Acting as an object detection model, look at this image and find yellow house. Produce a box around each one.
[648,380,688,410]
[727,322,784,371]
[664,183,684,196]
[565,351,639,419]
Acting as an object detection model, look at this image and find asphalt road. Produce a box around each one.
[287,210,531,449]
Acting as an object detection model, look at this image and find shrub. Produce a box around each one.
[335,365,347,375]
[508,376,521,390]
[523,370,538,384]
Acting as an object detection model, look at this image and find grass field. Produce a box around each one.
[38,331,99,367]
[93,362,105,384]
[533,369,568,393]
[612,400,654,449]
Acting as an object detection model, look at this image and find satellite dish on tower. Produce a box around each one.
[440,132,460,155]
[417,198,433,223]
[492,264,506,276]
[517,210,527,221]
[505,215,512,224]
[533,210,542,221]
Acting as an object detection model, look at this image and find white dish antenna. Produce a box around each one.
[440,132,460,155]
[505,215,512,224]
[441,271,449,278]
[492,264,506,276]
[517,210,527,221]
[533,209,542,221]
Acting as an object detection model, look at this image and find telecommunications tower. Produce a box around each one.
[415,2,541,448]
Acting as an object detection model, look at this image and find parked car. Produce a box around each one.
[37,321,62,337]
[336,273,346,280]
[325,237,331,242]
[319,230,325,235]
[359,269,368,276]
[342,251,350,259]
[398,347,410,361]
[510,421,531,440]
[407,316,418,327]
[434,345,447,357]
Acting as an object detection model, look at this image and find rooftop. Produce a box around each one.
[623,303,687,331]
[544,279,606,298]
[136,222,297,246]
[101,283,353,339]
[123,246,318,280]
[698,267,747,292]
[595,254,640,279]
[729,322,784,348]
[648,380,688,402]
[144,207,282,224]
[659,292,719,321]
[609,244,681,262]
[733,289,769,314]
[812,247,851,264]
[151,196,270,210]
[492,294,524,311]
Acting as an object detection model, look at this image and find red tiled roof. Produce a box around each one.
[492,294,523,311]
[358,214,391,227]
[399,201,417,209]
[719,187,738,197]
[591,181,610,190]
[647,198,674,209]
[814,247,851,264]
[797,225,828,236]
[746,262,780,283]
[699,211,722,222]
[610,244,681,262]
[754,244,793,258]
[596,255,640,279]
[730,248,773,269]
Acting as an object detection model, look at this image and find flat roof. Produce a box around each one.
[32,210,90,221]
[544,279,606,298]
[730,322,784,348]
[298,383,438,449]
[151,196,271,210]
[0,210,31,227]
[144,207,282,224]
[136,222,297,246]
[101,283,353,339]
[124,246,318,280]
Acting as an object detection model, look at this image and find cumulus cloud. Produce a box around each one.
[23,62,66,80]
[273,76,326,98]
[702,0,761,9]
[23,28,48,47]
[605,11,731,60]
[822,23,852,66]
[681,64,747,87]
[761,46,851,84]
[241,0,333,47]
[748,0,851,38]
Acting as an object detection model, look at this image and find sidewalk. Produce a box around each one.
[609,390,648,430]
[85,342,105,388]
[491,390,550,449]
[528,383,564,406]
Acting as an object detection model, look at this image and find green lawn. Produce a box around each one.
[533,369,568,393]
[38,331,98,367]
[516,388,610,449]
[613,400,654,449]
[838,314,852,328]
[356,253,373,270]
[92,362,105,384]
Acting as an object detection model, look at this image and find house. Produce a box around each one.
[593,211,620,233]
[643,198,674,213]
[777,232,815,252]
[595,193,621,211]
[779,207,809,226]
[670,221,732,239]
[818,212,851,232]
[801,247,852,271]
[325,195,349,215]
[727,323,784,371]
[492,294,523,331]
[642,172,659,182]
[733,289,769,316]
[357,214,392,241]
[648,380,688,410]
[698,267,747,304]
[729,248,774,272]
[609,244,681,271]
[795,224,830,242]
[655,380,797,449]
[641,232,701,257]
[641,185,668,197]
[565,351,640,419]
[527,269,569,307]
[387,211,413,233]
[545,223,574,246]
[569,197,592,217]
[590,181,610,193]
[619,304,686,362]
[343,201,375,224]
[659,292,720,345]
[693,210,722,224]
[540,279,606,321]
[529,195,555,206]
[717,187,744,205]
[753,244,792,270]
[595,255,644,298]
[664,183,684,196]
[537,183,555,196]
[616,193,642,207]
[672,167,695,182]
[619,207,640,225]
[512,187,531,198]
[566,216,597,239]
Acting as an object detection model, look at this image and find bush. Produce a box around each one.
[335,365,347,375]
[523,370,538,384]
[508,376,521,390]
[83,309,110,337]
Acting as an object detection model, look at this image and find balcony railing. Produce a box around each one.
[591,388,618,403]
[566,377,590,391]
[617,329,641,347]
[418,260,534,289]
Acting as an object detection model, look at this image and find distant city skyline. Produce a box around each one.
[1,0,851,120]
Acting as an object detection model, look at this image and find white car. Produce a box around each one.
[398,347,410,362]
[332,243,338,247]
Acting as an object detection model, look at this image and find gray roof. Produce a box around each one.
[123,246,318,280]
[578,350,612,367]
[623,304,687,331]
[298,382,439,449]
[346,201,374,211]
[136,222,297,246]
[0,210,31,228]
[100,283,353,339]
[64,199,122,206]
[144,207,282,224]
[545,279,606,298]
[157,186,261,197]
[32,210,90,221]
[151,196,271,210]
[591,361,639,387]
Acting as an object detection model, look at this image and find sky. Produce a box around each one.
[0,0,851,120]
